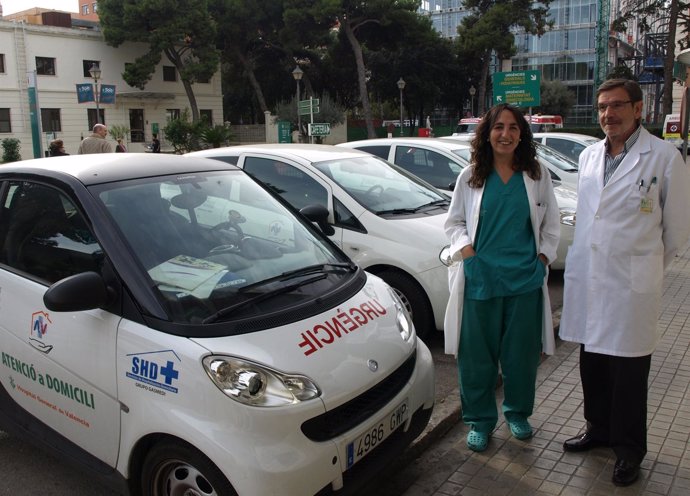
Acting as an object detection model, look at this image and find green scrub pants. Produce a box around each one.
[458,289,543,433]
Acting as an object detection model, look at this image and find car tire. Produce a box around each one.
[141,440,238,496]
[377,269,433,340]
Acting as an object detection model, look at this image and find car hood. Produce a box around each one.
[190,274,416,410]
[367,208,449,248]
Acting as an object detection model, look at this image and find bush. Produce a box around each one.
[201,125,233,148]
[163,109,206,153]
[1,138,21,163]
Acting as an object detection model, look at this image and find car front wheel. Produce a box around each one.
[377,269,433,340]
[141,440,238,496]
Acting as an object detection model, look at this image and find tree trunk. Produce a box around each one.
[478,50,491,115]
[232,46,269,114]
[165,48,200,123]
[342,19,376,139]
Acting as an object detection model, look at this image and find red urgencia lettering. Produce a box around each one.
[298,299,387,356]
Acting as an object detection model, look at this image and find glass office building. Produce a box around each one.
[422,0,600,124]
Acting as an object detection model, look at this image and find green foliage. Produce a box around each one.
[99,0,220,121]
[200,125,233,148]
[536,80,576,116]
[108,124,130,141]
[1,138,21,163]
[606,64,637,81]
[163,109,206,153]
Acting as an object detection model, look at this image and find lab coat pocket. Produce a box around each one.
[628,184,659,214]
[631,254,663,294]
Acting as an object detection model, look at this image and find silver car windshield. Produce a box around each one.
[536,143,579,172]
[312,156,446,214]
[97,170,350,323]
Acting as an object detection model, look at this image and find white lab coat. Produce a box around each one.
[443,163,561,358]
[559,127,690,357]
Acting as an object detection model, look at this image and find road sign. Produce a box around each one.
[492,70,541,107]
[298,98,320,115]
[299,106,319,116]
[308,123,331,137]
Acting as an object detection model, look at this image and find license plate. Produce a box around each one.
[346,398,409,469]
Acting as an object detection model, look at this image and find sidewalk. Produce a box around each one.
[400,244,690,495]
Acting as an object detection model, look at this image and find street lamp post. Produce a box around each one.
[469,85,476,117]
[89,63,102,124]
[397,77,406,137]
[292,66,304,142]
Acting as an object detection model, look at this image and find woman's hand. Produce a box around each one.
[538,253,548,265]
[460,245,476,260]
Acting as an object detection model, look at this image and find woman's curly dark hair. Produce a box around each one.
[468,104,540,188]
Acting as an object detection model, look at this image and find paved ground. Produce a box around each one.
[370,243,690,495]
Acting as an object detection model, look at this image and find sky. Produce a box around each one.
[2,1,78,15]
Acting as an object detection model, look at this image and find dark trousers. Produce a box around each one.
[580,345,651,464]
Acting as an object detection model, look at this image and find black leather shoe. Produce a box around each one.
[562,431,608,452]
[612,459,640,486]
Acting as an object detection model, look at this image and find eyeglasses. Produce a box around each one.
[597,101,632,113]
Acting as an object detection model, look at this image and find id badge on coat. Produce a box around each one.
[639,197,653,213]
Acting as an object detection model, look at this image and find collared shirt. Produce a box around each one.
[603,125,641,185]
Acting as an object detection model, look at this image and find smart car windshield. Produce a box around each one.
[312,156,447,215]
[95,170,352,324]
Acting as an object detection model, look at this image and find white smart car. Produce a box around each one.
[0,154,434,496]
[187,144,453,339]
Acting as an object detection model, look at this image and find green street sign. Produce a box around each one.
[308,123,331,136]
[492,70,541,107]
[298,98,319,109]
[299,106,319,116]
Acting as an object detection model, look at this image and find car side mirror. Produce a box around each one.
[299,204,335,236]
[44,271,113,312]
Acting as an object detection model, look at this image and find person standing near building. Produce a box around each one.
[560,78,690,487]
[151,134,161,153]
[77,124,112,154]
[444,103,560,452]
[115,139,127,153]
[48,139,69,156]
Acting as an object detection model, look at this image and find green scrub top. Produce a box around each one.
[464,170,545,300]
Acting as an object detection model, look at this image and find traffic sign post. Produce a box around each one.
[298,98,320,116]
[492,70,541,108]
[308,123,331,137]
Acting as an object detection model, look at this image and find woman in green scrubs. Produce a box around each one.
[444,104,560,452]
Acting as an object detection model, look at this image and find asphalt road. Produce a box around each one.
[0,271,565,496]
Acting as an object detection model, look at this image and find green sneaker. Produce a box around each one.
[467,429,490,452]
[508,418,533,440]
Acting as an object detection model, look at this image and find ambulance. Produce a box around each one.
[662,113,684,152]
[0,154,435,496]
[524,114,564,133]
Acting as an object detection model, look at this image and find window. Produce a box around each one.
[0,109,10,133]
[41,108,62,132]
[200,110,213,125]
[82,4,89,15]
[92,3,98,13]
[166,109,181,121]
[0,54,5,73]
[243,157,328,211]
[354,145,390,160]
[163,66,177,82]
[129,109,145,142]
[87,109,105,131]
[36,57,56,76]
[83,60,100,78]
[0,182,103,284]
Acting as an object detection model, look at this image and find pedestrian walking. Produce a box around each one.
[77,124,112,154]
[559,78,690,487]
[444,103,560,452]
[151,134,161,153]
[48,139,69,156]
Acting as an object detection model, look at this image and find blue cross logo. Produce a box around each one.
[160,360,179,385]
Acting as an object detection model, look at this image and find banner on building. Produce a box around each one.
[76,83,95,103]
[100,84,117,104]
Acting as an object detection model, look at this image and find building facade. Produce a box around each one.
[0,11,222,159]
[422,0,685,125]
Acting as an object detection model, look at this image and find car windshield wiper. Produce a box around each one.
[376,206,423,215]
[238,262,356,293]
[202,274,329,324]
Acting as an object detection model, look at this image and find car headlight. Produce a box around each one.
[560,208,576,226]
[202,356,321,406]
[387,286,415,342]
[440,245,452,266]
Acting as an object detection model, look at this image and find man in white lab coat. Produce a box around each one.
[559,79,690,486]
